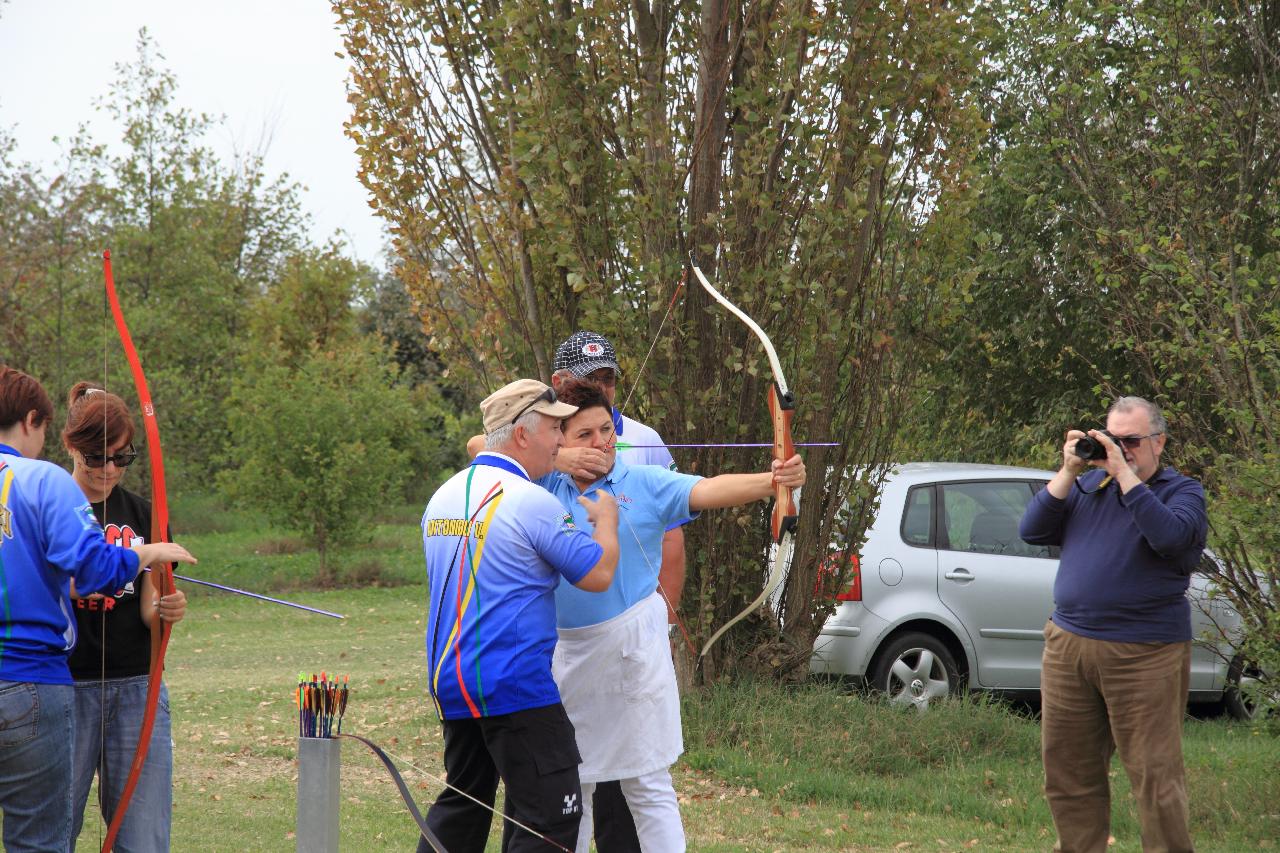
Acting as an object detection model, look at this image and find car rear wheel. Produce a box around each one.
[1223,656,1267,721]
[870,631,961,711]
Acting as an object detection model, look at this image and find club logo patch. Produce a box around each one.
[561,513,576,530]
[562,793,579,815]
[581,342,605,357]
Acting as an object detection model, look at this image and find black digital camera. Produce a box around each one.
[1072,430,1114,461]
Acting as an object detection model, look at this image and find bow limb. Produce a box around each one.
[337,733,574,852]
[690,257,799,657]
[101,250,174,852]
[337,735,449,853]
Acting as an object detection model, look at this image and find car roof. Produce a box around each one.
[885,462,1056,485]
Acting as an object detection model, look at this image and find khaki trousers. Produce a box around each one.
[1040,620,1193,853]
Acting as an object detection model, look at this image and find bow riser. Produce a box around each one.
[769,385,798,542]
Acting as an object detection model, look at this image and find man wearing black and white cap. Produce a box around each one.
[551,331,675,472]
[551,331,686,853]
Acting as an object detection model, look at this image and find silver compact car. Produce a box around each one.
[810,463,1253,717]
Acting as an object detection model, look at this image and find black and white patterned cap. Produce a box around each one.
[553,330,620,377]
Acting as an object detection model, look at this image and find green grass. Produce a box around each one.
[72,500,1280,851]
[680,683,1279,851]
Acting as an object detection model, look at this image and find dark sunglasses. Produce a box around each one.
[510,388,557,426]
[1113,432,1162,449]
[82,449,138,469]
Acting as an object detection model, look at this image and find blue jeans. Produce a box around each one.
[71,676,172,852]
[0,680,74,852]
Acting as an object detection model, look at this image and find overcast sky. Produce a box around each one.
[0,0,387,265]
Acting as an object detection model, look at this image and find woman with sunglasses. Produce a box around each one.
[0,367,196,853]
[61,381,189,851]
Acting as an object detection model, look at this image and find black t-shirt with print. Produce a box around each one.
[68,486,155,680]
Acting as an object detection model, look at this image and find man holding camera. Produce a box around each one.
[1020,396,1207,853]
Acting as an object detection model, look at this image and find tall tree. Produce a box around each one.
[0,30,311,485]
[0,129,110,390]
[220,248,416,577]
[936,0,1280,703]
[336,0,989,673]
[92,31,309,484]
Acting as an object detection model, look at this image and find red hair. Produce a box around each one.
[0,366,54,429]
[61,382,136,454]
[554,377,612,413]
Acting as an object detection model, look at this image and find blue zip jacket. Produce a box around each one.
[0,444,141,683]
[1020,466,1207,643]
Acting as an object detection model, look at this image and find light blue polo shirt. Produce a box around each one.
[422,453,603,719]
[538,458,701,629]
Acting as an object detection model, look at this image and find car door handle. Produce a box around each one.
[944,569,975,581]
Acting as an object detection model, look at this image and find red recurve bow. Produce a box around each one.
[100,249,175,852]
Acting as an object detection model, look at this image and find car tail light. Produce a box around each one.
[815,553,862,602]
[836,555,862,601]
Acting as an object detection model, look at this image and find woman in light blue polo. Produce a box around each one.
[538,378,805,853]
[0,366,196,853]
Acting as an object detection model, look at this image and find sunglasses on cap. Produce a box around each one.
[82,449,138,469]
[510,387,557,426]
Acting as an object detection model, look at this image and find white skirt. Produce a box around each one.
[552,592,683,783]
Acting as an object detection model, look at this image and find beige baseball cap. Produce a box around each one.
[480,379,579,434]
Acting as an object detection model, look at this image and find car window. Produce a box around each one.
[940,481,1054,558]
[1026,481,1063,558]
[901,486,932,546]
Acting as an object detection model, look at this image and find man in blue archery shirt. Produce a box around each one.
[421,379,620,853]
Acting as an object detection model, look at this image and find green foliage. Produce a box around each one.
[95,36,309,487]
[355,269,479,499]
[248,248,367,361]
[358,270,447,390]
[335,0,994,675]
[1205,453,1280,720]
[219,249,420,575]
[219,339,413,578]
[1,30,309,489]
[909,0,1280,462]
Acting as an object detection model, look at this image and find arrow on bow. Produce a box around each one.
[616,441,836,450]
[100,249,172,851]
[690,254,799,657]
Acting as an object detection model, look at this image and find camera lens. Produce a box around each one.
[1073,434,1109,461]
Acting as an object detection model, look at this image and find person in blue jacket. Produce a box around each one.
[0,366,196,853]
